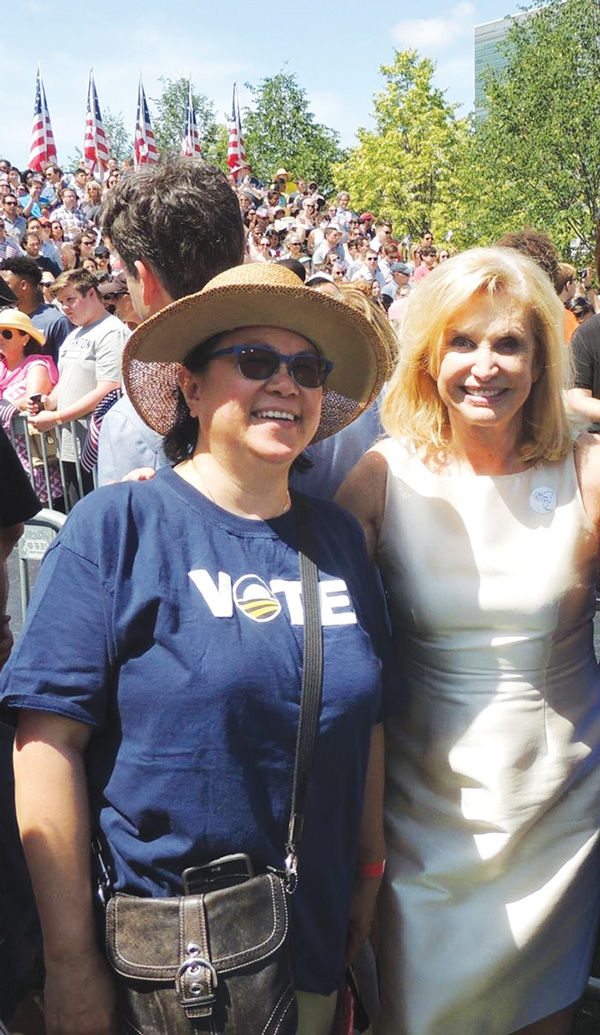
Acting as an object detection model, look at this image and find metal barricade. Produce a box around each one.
[8,413,97,514]
[17,508,66,618]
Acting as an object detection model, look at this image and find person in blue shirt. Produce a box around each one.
[1,260,396,1035]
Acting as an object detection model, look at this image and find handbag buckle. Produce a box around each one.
[175,943,218,1019]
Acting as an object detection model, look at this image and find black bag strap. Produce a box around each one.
[285,493,323,890]
[95,493,324,903]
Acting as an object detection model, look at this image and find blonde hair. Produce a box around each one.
[556,262,577,294]
[382,246,573,464]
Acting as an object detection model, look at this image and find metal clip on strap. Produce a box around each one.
[92,837,113,906]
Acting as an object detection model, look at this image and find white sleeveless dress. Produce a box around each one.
[375,438,600,1035]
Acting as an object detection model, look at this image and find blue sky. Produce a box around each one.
[1,0,522,173]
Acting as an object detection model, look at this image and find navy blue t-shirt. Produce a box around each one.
[29,304,73,364]
[0,467,395,994]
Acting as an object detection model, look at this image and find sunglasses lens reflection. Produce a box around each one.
[237,347,330,388]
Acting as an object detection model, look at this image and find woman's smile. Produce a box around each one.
[436,292,539,438]
[179,325,323,469]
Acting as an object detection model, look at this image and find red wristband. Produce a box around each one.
[357,860,385,879]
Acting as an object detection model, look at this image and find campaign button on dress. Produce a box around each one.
[529,486,557,514]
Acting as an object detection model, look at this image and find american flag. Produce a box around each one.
[84,70,110,178]
[134,75,158,166]
[29,67,57,172]
[181,78,201,157]
[227,83,246,175]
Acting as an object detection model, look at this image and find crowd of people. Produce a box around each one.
[1,151,600,1035]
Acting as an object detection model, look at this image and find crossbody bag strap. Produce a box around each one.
[285,493,323,891]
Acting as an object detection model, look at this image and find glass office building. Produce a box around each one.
[474,12,530,115]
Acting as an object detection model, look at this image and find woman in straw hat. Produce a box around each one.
[1,262,395,1035]
[0,309,62,504]
[337,246,600,1035]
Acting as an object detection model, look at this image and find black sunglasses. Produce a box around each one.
[204,345,333,389]
[0,328,25,340]
[102,292,127,301]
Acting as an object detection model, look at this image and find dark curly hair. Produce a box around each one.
[496,229,559,290]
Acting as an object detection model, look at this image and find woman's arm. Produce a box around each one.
[346,723,385,964]
[27,384,59,415]
[335,448,388,561]
[11,363,54,411]
[14,710,118,1035]
[29,379,120,432]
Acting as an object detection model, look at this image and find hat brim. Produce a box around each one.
[123,266,391,442]
[0,315,46,346]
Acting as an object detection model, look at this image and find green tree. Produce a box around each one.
[151,78,223,164]
[333,51,468,240]
[460,0,600,257]
[242,71,343,190]
[102,108,134,165]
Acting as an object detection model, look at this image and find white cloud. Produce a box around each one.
[392,2,475,53]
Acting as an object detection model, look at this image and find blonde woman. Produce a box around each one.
[338,246,600,1035]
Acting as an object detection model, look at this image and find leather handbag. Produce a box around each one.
[101,495,324,1035]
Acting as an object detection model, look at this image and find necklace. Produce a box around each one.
[188,458,292,517]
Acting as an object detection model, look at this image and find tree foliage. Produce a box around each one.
[333,51,468,240]
[459,0,600,257]
[242,71,343,190]
[102,108,133,165]
[151,78,222,164]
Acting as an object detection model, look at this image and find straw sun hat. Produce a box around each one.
[0,309,46,347]
[123,262,393,442]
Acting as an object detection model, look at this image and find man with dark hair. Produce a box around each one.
[2,194,26,244]
[18,173,44,221]
[100,155,245,311]
[413,245,437,283]
[28,268,128,503]
[50,186,87,242]
[1,255,72,362]
[568,312,600,433]
[567,258,600,433]
[311,225,344,267]
[97,157,245,481]
[371,217,393,253]
[41,164,65,207]
[23,231,61,278]
[378,240,401,285]
[71,167,89,202]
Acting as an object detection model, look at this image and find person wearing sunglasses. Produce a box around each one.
[2,260,395,1035]
[0,310,62,505]
[2,194,26,245]
[98,274,139,330]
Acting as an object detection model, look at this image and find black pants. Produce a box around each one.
[62,461,94,510]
